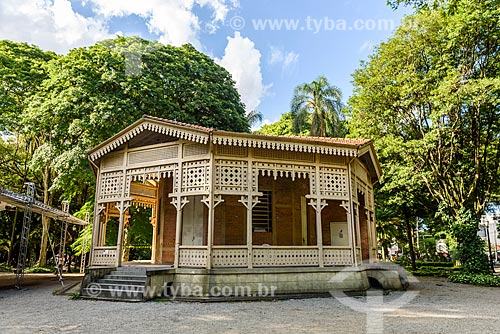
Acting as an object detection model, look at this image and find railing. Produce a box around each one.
[212,246,248,267]
[178,246,208,267]
[253,246,319,267]
[323,247,353,265]
[92,246,118,266]
[177,246,354,268]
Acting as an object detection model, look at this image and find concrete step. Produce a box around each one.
[81,287,144,301]
[104,274,147,281]
[97,278,146,285]
[109,272,147,277]
[82,267,149,301]
[95,283,145,292]
[112,267,147,272]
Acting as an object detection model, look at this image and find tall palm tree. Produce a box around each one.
[290,75,345,137]
[246,109,263,128]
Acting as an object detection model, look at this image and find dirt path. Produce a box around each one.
[0,275,499,334]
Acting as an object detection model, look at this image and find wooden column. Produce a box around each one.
[247,151,254,269]
[90,169,103,266]
[346,161,357,266]
[173,156,184,269]
[354,204,361,265]
[116,143,130,267]
[314,163,324,267]
[150,200,158,264]
[115,200,130,267]
[206,152,215,270]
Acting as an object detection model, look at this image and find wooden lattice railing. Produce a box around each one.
[92,246,118,266]
[178,246,353,268]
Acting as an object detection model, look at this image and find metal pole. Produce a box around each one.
[60,201,69,272]
[15,182,35,289]
[80,212,91,273]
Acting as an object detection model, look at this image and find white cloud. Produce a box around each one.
[0,0,238,53]
[359,40,375,54]
[283,51,299,68]
[268,46,299,74]
[0,0,112,54]
[215,32,266,112]
[89,0,236,47]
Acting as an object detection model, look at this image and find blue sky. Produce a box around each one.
[0,0,410,127]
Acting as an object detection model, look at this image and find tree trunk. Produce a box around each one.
[404,211,417,271]
[38,166,51,266]
[7,209,19,265]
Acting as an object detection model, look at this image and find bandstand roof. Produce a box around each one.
[88,115,382,181]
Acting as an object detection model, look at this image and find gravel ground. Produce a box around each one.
[0,274,499,334]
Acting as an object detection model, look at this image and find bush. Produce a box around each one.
[452,209,490,274]
[448,273,500,287]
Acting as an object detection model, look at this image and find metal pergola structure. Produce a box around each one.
[0,186,88,226]
[0,185,88,288]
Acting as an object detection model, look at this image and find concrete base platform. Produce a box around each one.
[82,264,408,301]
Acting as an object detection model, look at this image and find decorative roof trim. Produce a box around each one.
[89,120,210,161]
[212,135,358,157]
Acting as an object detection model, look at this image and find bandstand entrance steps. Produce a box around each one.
[81,267,147,301]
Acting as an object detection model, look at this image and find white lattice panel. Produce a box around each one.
[182,160,210,193]
[101,153,124,169]
[216,145,248,157]
[215,160,248,193]
[92,247,117,266]
[184,143,209,157]
[127,164,177,182]
[356,180,367,204]
[253,148,314,162]
[323,248,353,266]
[367,187,374,211]
[128,146,178,165]
[212,248,248,267]
[178,248,207,267]
[319,154,345,165]
[99,172,124,200]
[319,167,348,198]
[254,162,312,181]
[252,248,319,267]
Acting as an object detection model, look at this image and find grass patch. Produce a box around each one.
[0,263,13,272]
[448,273,500,287]
[410,266,460,277]
[25,266,55,273]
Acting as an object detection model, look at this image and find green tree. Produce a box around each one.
[290,75,346,137]
[255,112,310,136]
[0,40,57,132]
[1,36,251,266]
[246,110,263,127]
[349,0,500,272]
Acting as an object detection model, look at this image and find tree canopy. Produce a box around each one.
[0,36,251,266]
[349,0,500,272]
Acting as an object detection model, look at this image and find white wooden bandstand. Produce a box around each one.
[82,116,403,300]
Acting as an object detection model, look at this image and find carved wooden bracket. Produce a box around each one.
[201,195,225,208]
[238,195,260,210]
[170,196,189,211]
[308,198,328,213]
[115,201,131,215]
[340,200,350,214]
